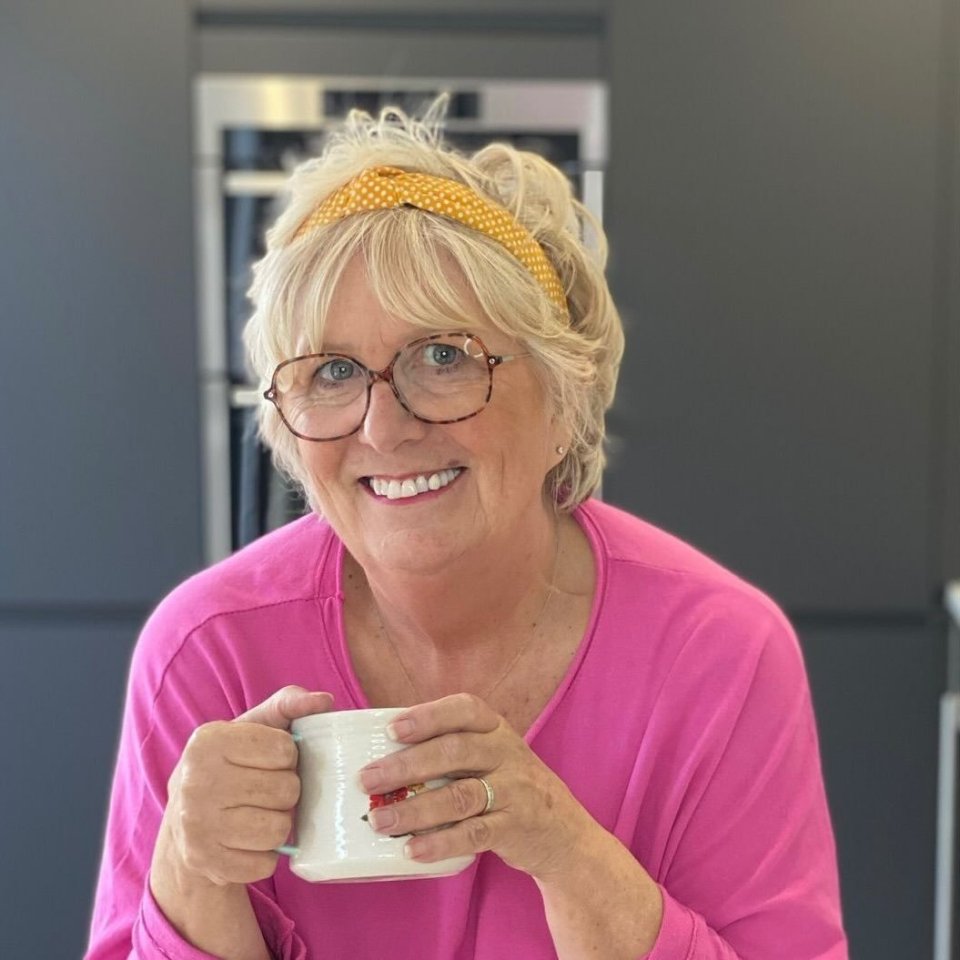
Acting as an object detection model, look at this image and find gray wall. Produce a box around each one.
[0,1,199,956]
[3,2,957,958]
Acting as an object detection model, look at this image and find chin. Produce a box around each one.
[363,527,472,576]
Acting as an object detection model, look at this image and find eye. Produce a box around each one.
[316,358,357,383]
[422,343,465,367]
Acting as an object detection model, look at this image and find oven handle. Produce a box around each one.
[934,580,960,960]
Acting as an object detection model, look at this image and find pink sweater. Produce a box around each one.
[85,498,848,959]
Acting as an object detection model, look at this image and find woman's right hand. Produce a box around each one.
[151,686,334,889]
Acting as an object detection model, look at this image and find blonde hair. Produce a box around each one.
[243,97,624,512]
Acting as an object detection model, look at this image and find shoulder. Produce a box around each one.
[577,498,799,674]
[135,514,339,667]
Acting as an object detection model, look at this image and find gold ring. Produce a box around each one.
[476,776,495,815]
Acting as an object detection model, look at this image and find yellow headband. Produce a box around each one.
[291,165,568,313]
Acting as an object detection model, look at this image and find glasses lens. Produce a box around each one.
[395,336,491,421]
[274,355,368,439]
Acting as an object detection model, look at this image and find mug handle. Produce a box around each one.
[274,731,304,856]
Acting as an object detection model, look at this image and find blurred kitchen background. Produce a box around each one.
[2,1,960,957]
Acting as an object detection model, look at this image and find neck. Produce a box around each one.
[346,505,562,667]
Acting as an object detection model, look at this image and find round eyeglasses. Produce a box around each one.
[264,332,525,442]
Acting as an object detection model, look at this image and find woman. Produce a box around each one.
[85,102,848,960]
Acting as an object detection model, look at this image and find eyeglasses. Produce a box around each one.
[264,332,524,442]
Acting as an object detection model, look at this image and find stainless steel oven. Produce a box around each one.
[194,75,607,563]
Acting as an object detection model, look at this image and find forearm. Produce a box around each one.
[149,828,272,960]
[535,821,663,960]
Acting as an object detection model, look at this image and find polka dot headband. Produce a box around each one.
[291,165,569,313]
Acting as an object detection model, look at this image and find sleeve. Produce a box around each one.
[82,601,309,960]
[635,602,848,960]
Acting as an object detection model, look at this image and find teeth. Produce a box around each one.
[369,468,461,500]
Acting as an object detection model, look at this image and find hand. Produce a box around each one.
[358,693,594,881]
[152,686,334,888]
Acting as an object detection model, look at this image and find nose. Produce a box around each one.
[357,379,428,452]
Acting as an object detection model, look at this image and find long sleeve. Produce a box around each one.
[635,604,847,959]
[83,600,308,960]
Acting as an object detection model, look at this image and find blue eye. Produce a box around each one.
[423,343,464,367]
[318,358,356,382]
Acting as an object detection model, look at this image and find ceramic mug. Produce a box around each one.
[277,707,476,882]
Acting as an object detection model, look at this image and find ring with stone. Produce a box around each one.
[476,776,495,815]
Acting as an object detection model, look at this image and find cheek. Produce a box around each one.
[469,420,554,494]
[296,443,350,501]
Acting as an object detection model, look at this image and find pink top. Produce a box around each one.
[84,498,848,959]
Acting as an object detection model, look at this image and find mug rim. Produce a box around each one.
[291,706,406,735]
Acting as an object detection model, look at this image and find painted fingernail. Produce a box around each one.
[359,765,383,790]
[387,718,414,741]
[368,807,397,831]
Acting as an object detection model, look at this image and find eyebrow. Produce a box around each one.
[312,344,361,357]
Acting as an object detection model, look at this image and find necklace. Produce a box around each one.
[370,522,562,705]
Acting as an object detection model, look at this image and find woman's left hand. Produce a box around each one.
[358,693,596,881]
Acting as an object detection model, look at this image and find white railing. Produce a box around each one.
[935,580,960,960]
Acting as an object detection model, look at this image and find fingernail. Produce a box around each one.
[403,841,416,859]
[368,807,397,831]
[386,718,414,741]
[359,765,383,790]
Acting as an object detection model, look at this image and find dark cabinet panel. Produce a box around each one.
[1,619,142,960]
[0,0,201,607]
[196,0,603,15]
[798,619,944,959]
[198,26,602,78]
[605,0,947,613]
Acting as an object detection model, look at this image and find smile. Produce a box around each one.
[366,468,463,500]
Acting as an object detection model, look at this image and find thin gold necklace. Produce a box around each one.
[371,522,561,705]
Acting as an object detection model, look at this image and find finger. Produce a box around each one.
[217,806,294,852]
[188,722,299,771]
[366,776,491,836]
[386,693,500,745]
[223,767,301,811]
[359,732,498,794]
[235,686,334,730]
[404,811,507,864]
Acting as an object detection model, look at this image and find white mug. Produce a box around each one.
[278,707,476,882]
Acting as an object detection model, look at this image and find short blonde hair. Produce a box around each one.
[244,97,624,513]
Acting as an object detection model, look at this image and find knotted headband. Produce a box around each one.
[291,165,568,313]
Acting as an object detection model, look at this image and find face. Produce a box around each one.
[292,254,565,576]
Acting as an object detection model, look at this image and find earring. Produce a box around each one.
[555,445,565,455]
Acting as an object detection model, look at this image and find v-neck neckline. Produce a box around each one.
[325,500,608,745]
